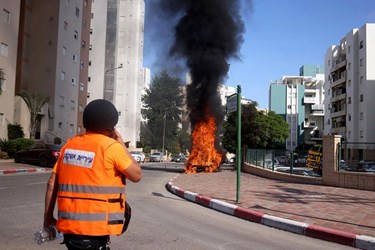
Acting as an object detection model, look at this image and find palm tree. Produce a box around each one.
[17,92,50,139]
[0,68,5,95]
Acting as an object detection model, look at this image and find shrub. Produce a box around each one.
[7,124,25,140]
[5,138,35,158]
[0,151,9,159]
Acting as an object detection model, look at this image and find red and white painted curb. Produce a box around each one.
[166,180,375,250]
[0,168,51,175]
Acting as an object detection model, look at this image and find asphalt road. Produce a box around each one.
[0,163,354,250]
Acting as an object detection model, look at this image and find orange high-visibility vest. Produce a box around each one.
[56,134,126,236]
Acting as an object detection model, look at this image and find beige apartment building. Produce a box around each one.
[0,0,21,140]
[88,0,145,149]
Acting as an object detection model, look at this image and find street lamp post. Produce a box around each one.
[162,110,166,157]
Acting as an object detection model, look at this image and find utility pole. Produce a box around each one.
[162,110,166,157]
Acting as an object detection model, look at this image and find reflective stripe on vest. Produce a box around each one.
[58,184,125,194]
[58,211,124,223]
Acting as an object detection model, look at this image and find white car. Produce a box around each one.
[130,151,145,163]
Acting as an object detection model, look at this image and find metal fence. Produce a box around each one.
[244,148,320,177]
[338,142,375,171]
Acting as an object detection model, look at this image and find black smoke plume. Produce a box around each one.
[145,0,247,128]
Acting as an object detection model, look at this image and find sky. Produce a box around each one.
[143,0,375,109]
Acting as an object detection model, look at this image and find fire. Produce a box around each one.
[185,112,223,174]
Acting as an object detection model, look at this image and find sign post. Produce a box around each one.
[225,87,241,203]
[236,85,241,203]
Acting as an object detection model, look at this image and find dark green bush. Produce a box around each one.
[7,124,25,140]
[0,151,9,159]
[4,138,35,158]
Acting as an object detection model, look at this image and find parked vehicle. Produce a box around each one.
[14,142,61,167]
[130,151,145,163]
[345,161,375,172]
[171,154,186,162]
[275,167,321,177]
[150,152,163,162]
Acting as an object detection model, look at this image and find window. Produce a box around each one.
[81,41,86,48]
[78,126,82,134]
[287,105,291,109]
[91,13,94,19]
[359,40,363,49]
[348,131,351,139]
[87,92,90,98]
[360,130,364,139]
[90,28,93,35]
[72,54,77,62]
[2,9,10,23]
[74,30,78,40]
[347,45,351,53]
[79,82,84,91]
[348,79,351,87]
[75,7,80,17]
[59,96,65,107]
[348,63,351,71]
[0,78,5,91]
[80,62,84,69]
[60,71,65,80]
[0,113,4,125]
[58,122,62,132]
[89,44,92,50]
[70,124,74,134]
[348,114,351,121]
[79,104,84,112]
[360,58,363,66]
[1,43,9,57]
[64,21,68,31]
[88,60,92,66]
[62,46,67,56]
[71,77,76,85]
[360,112,363,120]
[348,97,351,104]
[360,76,363,85]
[88,76,91,82]
[84,0,88,7]
[360,94,363,102]
[70,100,75,110]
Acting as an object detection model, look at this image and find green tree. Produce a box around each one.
[17,92,49,139]
[0,68,5,95]
[222,102,289,153]
[141,70,184,153]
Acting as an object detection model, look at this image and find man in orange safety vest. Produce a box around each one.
[43,99,142,249]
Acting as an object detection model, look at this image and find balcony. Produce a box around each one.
[304,96,316,104]
[311,104,324,110]
[330,56,346,73]
[331,109,346,118]
[311,110,324,116]
[331,93,346,103]
[304,120,317,128]
[331,74,346,88]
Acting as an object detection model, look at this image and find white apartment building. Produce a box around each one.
[0,0,20,139]
[324,23,375,160]
[88,0,145,149]
[269,74,325,150]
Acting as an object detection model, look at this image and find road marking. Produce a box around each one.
[28,181,46,186]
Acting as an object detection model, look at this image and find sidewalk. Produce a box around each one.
[0,159,52,175]
[167,165,375,249]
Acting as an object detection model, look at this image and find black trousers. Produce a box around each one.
[63,234,110,250]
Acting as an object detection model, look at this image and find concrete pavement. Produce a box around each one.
[166,165,375,250]
[2,160,375,249]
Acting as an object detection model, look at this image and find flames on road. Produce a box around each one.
[185,111,223,174]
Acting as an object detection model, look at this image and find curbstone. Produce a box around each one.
[166,180,375,250]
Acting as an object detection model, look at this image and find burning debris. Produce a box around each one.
[148,0,247,173]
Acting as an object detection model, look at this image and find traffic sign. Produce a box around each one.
[226,94,237,113]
